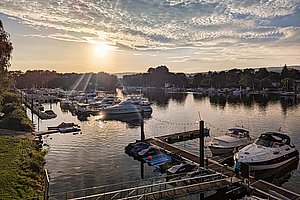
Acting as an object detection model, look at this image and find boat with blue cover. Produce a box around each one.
[143,153,172,166]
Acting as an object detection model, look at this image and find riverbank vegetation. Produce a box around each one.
[0,92,34,132]
[0,136,46,199]
[1,20,44,199]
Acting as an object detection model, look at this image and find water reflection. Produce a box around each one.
[99,112,152,128]
[254,158,299,186]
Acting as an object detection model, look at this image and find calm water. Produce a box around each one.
[27,90,300,196]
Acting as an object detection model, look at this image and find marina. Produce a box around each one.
[22,89,300,199]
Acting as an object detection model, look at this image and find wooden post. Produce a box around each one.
[44,169,49,200]
[141,110,145,141]
[199,120,204,167]
[31,99,34,122]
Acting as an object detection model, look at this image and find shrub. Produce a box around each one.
[2,102,22,114]
[0,108,34,132]
[1,92,21,105]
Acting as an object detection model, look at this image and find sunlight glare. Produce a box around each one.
[95,43,109,57]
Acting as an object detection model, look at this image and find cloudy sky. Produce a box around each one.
[1,0,300,74]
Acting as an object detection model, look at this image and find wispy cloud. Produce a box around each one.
[1,0,299,59]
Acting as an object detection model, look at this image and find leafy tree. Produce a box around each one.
[0,20,13,93]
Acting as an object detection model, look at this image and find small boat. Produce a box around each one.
[167,162,197,175]
[235,132,299,172]
[136,146,163,159]
[60,99,71,109]
[76,103,92,115]
[143,153,172,166]
[48,122,80,130]
[208,128,252,155]
[41,110,57,119]
[33,102,44,111]
[125,141,151,156]
[59,125,81,133]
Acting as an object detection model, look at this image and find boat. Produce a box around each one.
[125,141,151,156]
[143,153,172,166]
[41,110,57,119]
[60,99,71,109]
[136,146,163,160]
[235,132,299,172]
[76,103,92,115]
[48,122,80,130]
[166,162,197,175]
[33,102,44,111]
[59,125,81,133]
[100,95,152,115]
[208,128,252,155]
[99,95,121,107]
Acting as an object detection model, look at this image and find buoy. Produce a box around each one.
[148,156,152,161]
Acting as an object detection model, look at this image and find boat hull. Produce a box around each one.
[209,146,235,155]
[209,145,245,155]
[241,150,299,171]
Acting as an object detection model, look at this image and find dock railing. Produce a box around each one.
[49,173,228,200]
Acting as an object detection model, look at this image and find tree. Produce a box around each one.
[0,20,13,93]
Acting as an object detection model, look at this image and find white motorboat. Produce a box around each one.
[76,103,92,115]
[100,95,152,115]
[101,100,152,115]
[235,132,299,171]
[100,95,121,107]
[208,128,252,155]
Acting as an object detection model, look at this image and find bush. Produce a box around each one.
[2,102,22,114]
[1,92,21,105]
[0,108,34,132]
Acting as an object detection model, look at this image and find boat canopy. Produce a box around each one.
[258,132,291,145]
[228,128,249,133]
[226,128,249,137]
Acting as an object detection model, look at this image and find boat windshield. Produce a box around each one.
[254,139,284,147]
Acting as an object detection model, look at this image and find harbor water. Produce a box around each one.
[26,90,300,196]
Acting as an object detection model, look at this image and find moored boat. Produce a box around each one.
[235,132,299,172]
[100,95,152,115]
[208,128,252,155]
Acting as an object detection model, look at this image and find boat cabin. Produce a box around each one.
[226,128,250,138]
[254,132,294,148]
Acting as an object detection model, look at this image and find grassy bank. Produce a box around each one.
[0,136,46,200]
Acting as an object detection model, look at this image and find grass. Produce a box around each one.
[0,136,47,200]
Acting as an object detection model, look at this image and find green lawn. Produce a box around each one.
[0,136,46,200]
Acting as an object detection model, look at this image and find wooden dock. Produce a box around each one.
[146,135,300,200]
[34,130,60,136]
[155,129,209,144]
[47,129,300,200]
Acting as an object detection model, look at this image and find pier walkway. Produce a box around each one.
[45,130,300,200]
[50,174,233,200]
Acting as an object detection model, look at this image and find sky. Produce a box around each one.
[0,0,300,74]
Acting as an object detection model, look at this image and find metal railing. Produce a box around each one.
[49,172,229,200]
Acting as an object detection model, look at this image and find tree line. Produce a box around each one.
[122,65,300,91]
[10,70,118,91]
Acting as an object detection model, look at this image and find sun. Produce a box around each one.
[95,43,109,57]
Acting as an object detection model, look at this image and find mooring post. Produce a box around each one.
[141,110,145,141]
[199,120,204,167]
[31,98,34,122]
